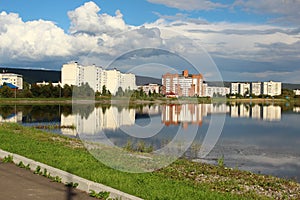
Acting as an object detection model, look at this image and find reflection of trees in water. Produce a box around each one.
[0,105,15,119]
[72,104,95,120]
[98,104,111,115]
[0,105,64,122]
[61,105,72,117]
[23,105,61,122]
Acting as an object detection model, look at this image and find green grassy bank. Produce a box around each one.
[0,123,299,199]
[1,97,299,105]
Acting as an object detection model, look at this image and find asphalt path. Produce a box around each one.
[0,161,95,200]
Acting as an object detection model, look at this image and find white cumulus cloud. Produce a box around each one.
[0,11,72,62]
[68,1,127,35]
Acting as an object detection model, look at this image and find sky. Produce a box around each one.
[0,0,300,83]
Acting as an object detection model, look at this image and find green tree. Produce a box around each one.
[116,87,124,96]
[0,85,14,98]
[102,85,107,96]
[280,89,295,99]
[30,84,41,97]
[63,84,72,98]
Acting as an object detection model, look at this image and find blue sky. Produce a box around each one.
[0,0,300,83]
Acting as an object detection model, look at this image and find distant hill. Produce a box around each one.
[0,68,60,84]
[282,83,300,90]
[0,67,161,86]
[135,75,161,85]
[1,68,299,89]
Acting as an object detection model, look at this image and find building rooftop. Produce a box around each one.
[0,82,18,89]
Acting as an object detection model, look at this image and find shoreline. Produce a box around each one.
[0,97,298,105]
[0,123,299,199]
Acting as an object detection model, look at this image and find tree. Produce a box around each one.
[73,82,94,98]
[102,85,107,96]
[280,89,295,99]
[63,84,72,98]
[116,87,124,96]
[0,85,14,98]
[30,84,42,97]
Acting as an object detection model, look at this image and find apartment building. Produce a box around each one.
[230,82,239,94]
[230,82,250,96]
[0,73,23,89]
[61,62,137,95]
[251,82,262,96]
[139,84,160,95]
[231,81,281,97]
[262,81,282,96]
[162,70,204,97]
[203,83,230,97]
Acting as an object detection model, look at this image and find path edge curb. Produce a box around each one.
[0,149,143,200]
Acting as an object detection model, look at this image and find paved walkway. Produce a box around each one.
[0,161,95,200]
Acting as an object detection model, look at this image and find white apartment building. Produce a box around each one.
[61,62,137,95]
[293,89,300,96]
[262,81,282,96]
[251,82,262,96]
[0,73,23,89]
[230,82,239,94]
[230,82,250,96]
[231,81,281,97]
[139,84,160,95]
[240,83,251,96]
[203,84,230,97]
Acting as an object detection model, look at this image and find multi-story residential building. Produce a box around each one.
[293,89,300,96]
[239,83,251,96]
[262,81,282,96]
[120,73,136,91]
[0,73,23,89]
[203,84,230,97]
[139,84,160,95]
[251,82,262,96]
[230,82,239,94]
[162,70,204,97]
[231,81,281,97]
[61,62,137,95]
[230,82,250,96]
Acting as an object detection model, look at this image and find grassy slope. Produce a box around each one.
[0,123,299,199]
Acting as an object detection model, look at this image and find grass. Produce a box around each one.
[0,123,299,199]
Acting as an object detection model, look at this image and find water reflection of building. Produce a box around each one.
[61,106,135,136]
[140,105,160,115]
[161,104,228,128]
[0,112,22,123]
[230,104,281,121]
[293,107,300,113]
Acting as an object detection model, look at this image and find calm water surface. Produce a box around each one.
[1,103,299,181]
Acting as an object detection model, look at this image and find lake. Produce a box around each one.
[1,102,299,180]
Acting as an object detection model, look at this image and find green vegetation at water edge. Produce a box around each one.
[0,123,299,200]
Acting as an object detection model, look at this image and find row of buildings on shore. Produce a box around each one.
[1,62,298,98]
[230,81,282,97]
[161,70,282,97]
[62,62,137,95]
